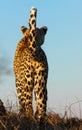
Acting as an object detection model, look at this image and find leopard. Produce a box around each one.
[14,7,48,129]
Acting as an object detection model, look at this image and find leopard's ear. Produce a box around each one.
[21,26,28,34]
[40,26,48,35]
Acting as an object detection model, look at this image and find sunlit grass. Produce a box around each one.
[0,99,82,130]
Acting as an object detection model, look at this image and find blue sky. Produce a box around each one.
[0,0,82,117]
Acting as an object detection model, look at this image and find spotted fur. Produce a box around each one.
[14,7,48,129]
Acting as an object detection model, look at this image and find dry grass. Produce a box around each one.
[0,99,82,130]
